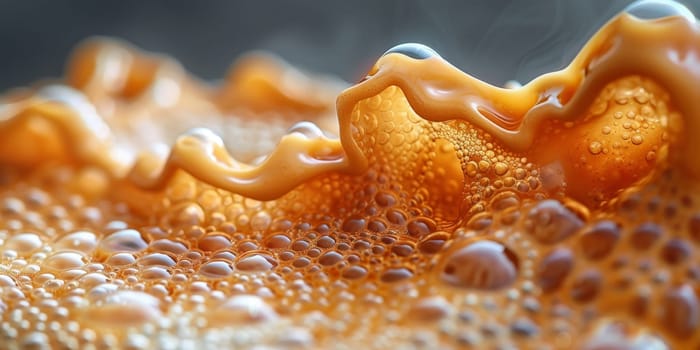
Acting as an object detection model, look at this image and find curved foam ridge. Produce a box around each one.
[2,2,700,349]
[338,11,699,178]
[1,10,698,202]
[0,38,346,200]
[127,126,345,201]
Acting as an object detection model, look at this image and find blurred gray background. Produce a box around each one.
[0,0,698,90]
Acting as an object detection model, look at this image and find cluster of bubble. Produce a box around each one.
[1,31,699,350]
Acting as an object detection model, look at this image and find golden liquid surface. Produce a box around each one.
[1,2,700,349]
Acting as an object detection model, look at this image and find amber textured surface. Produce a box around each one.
[1,1,700,349]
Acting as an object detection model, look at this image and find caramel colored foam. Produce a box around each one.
[1,1,700,349]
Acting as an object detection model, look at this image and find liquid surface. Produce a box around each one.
[1,1,700,349]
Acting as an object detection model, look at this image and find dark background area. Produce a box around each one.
[0,0,699,90]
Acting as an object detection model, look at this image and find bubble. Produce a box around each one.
[588,141,603,155]
[645,151,657,162]
[386,209,407,225]
[391,242,414,257]
[208,295,278,326]
[43,251,86,271]
[418,231,449,255]
[579,221,620,260]
[315,236,335,249]
[341,265,368,280]
[97,229,148,255]
[494,162,509,175]
[55,231,98,254]
[631,134,644,145]
[318,251,343,266]
[197,233,231,252]
[264,234,292,249]
[361,220,384,234]
[171,203,205,226]
[277,328,314,348]
[198,260,233,279]
[510,318,539,338]
[3,233,42,256]
[570,269,602,303]
[524,200,583,244]
[536,248,574,293]
[250,211,272,231]
[625,0,695,22]
[79,272,109,289]
[439,240,518,290]
[382,43,440,60]
[235,252,277,272]
[406,217,436,237]
[660,239,691,265]
[292,257,311,268]
[84,291,162,327]
[375,191,397,207]
[490,191,520,211]
[137,253,176,267]
[140,266,171,280]
[629,222,662,250]
[20,332,49,350]
[661,284,699,338]
[105,252,136,266]
[342,216,366,233]
[2,197,25,215]
[380,267,414,283]
[580,320,669,350]
[408,296,451,322]
[0,275,16,287]
[149,239,188,255]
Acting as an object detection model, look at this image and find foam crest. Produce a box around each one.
[338,10,699,179]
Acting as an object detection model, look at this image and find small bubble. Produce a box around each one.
[630,222,662,251]
[55,231,98,254]
[525,200,583,244]
[570,269,602,303]
[4,233,42,256]
[318,251,344,266]
[660,239,691,265]
[625,0,695,22]
[588,141,603,155]
[43,251,86,271]
[198,260,233,279]
[408,296,451,322]
[341,265,368,280]
[84,291,162,327]
[406,217,436,237]
[209,295,278,326]
[645,151,657,162]
[235,252,277,272]
[264,234,292,249]
[380,267,414,283]
[535,248,574,293]
[97,229,148,255]
[494,162,509,176]
[439,240,518,290]
[579,221,620,260]
[630,134,644,145]
[418,231,449,255]
[383,43,440,60]
[342,216,366,233]
[662,284,699,337]
[137,253,176,267]
[197,233,232,252]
